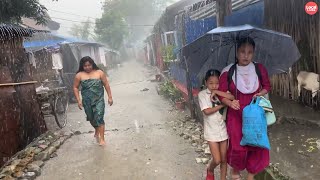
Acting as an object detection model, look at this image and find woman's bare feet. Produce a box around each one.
[94,134,100,143]
[94,128,100,143]
[98,125,106,146]
[99,140,106,146]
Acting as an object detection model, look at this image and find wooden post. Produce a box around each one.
[184,56,196,118]
[216,0,232,27]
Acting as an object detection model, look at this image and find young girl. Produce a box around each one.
[198,69,235,180]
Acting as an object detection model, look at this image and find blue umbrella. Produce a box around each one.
[183,24,301,79]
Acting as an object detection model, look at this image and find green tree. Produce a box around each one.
[69,19,92,40]
[102,0,176,43]
[0,0,49,24]
[95,11,128,50]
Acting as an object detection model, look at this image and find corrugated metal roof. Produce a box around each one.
[187,0,262,20]
[166,0,200,16]
[0,24,48,40]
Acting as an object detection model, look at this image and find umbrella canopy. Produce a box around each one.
[182,24,301,80]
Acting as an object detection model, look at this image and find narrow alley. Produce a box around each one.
[37,60,205,180]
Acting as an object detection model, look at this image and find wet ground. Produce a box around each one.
[39,60,206,180]
[40,60,320,180]
[268,121,320,180]
[268,95,320,180]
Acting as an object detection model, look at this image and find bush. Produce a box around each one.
[159,80,184,102]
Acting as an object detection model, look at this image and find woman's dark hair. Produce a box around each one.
[77,56,99,73]
[237,37,255,50]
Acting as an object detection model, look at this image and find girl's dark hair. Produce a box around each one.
[205,69,221,81]
[77,56,99,73]
[201,69,220,90]
[237,37,255,50]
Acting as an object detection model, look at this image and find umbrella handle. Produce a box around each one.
[234,43,238,100]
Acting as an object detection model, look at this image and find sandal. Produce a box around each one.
[206,169,214,180]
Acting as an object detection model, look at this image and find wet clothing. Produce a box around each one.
[81,79,105,128]
[218,63,271,174]
[198,89,228,142]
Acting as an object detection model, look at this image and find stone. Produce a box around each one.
[43,141,51,146]
[204,147,211,155]
[316,140,320,150]
[47,146,57,155]
[38,140,46,144]
[34,148,43,155]
[192,143,197,147]
[56,137,66,145]
[74,131,81,135]
[63,131,73,138]
[51,140,62,149]
[12,171,24,178]
[25,172,36,178]
[22,151,35,165]
[183,135,189,139]
[11,159,21,167]
[35,151,50,161]
[191,135,201,141]
[3,175,15,180]
[25,147,36,155]
[195,158,202,164]
[190,119,196,123]
[53,132,60,136]
[179,132,184,137]
[50,153,58,158]
[27,164,41,176]
[197,139,204,145]
[1,165,16,175]
[0,174,6,179]
[30,161,44,168]
[195,148,203,153]
[38,144,48,150]
[201,158,210,164]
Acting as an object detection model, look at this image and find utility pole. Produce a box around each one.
[216,0,232,27]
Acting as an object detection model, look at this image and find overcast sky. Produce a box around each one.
[40,0,104,36]
[40,0,179,36]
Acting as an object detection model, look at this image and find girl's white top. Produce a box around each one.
[198,89,228,142]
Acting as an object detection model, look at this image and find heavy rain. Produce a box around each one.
[0,0,319,180]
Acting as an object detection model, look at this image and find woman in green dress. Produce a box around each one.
[73,56,113,146]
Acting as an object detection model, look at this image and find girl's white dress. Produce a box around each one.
[198,89,228,142]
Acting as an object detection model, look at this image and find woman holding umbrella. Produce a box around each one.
[218,37,271,180]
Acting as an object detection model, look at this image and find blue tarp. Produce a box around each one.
[184,1,264,45]
[224,1,264,27]
[23,33,102,51]
[23,39,63,49]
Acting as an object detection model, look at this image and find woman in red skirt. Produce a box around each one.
[218,37,271,180]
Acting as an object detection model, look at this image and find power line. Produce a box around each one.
[48,9,97,20]
[51,16,154,27]
[49,8,159,18]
